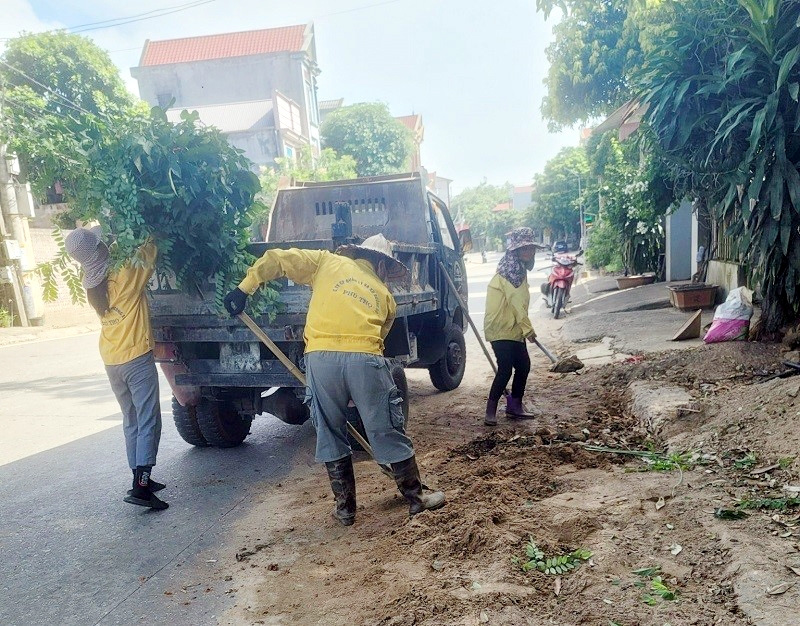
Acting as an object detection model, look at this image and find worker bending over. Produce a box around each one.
[224,234,445,526]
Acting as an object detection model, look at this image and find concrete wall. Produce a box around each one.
[134,53,304,110]
[227,129,279,167]
[29,228,97,328]
[665,199,693,281]
[706,260,746,303]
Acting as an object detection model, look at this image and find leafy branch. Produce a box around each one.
[36,227,86,305]
[512,537,592,576]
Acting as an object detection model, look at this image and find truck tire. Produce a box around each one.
[196,398,252,448]
[171,396,209,447]
[348,360,409,450]
[428,323,466,391]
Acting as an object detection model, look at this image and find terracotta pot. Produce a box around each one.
[668,284,717,310]
[616,274,656,290]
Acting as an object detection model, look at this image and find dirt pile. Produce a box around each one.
[218,341,799,626]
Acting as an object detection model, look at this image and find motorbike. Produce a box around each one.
[541,251,583,319]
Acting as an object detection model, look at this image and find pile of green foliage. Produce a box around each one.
[52,107,269,310]
[2,32,275,312]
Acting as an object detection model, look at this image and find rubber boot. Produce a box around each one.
[391,456,445,516]
[325,457,356,526]
[484,397,499,426]
[124,466,169,510]
[505,396,540,419]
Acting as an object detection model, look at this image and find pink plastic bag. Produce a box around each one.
[703,287,753,343]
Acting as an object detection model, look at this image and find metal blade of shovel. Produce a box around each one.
[237,312,395,480]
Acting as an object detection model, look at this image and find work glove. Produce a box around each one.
[223,287,248,317]
[526,329,537,342]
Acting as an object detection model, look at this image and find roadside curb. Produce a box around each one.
[0,324,97,348]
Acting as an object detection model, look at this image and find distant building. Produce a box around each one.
[318,98,344,124]
[131,23,321,167]
[492,202,512,213]
[425,172,452,206]
[512,185,533,212]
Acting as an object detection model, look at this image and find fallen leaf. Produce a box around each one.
[479,611,489,623]
[466,454,478,461]
[766,582,794,595]
[655,497,666,511]
[786,566,800,577]
[554,576,562,596]
[670,544,683,556]
[751,464,780,475]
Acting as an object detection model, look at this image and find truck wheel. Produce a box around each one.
[171,396,209,447]
[196,398,252,448]
[428,323,466,391]
[348,360,409,450]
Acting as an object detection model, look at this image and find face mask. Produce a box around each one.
[523,257,535,271]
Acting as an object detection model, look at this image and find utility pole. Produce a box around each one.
[0,94,44,325]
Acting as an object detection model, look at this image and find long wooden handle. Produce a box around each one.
[237,312,394,479]
[438,262,497,374]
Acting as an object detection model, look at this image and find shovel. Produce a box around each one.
[237,311,395,480]
[438,262,582,372]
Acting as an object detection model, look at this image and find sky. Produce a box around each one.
[2,0,579,195]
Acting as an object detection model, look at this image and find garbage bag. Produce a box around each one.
[703,287,753,343]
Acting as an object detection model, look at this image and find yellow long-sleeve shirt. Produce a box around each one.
[483,273,535,343]
[99,242,157,366]
[239,249,396,356]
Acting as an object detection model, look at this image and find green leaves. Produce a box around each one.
[320,103,413,177]
[514,537,593,577]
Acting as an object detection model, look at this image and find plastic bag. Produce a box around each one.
[703,287,753,343]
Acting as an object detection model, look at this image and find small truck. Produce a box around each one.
[149,172,469,447]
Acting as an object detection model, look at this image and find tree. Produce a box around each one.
[537,0,641,130]
[450,182,516,250]
[320,103,412,177]
[255,145,357,233]
[527,147,591,240]
[636,0,800,334]
[0,31,145,198]
[585,131,672,274]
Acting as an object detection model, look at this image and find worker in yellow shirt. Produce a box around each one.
[65,227,168,510]
[483,227,545,425]
[223,234,445,526]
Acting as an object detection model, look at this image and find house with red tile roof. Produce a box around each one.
[131,23,321,167]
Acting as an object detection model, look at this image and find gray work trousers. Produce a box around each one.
[305,351,415,464]
[105,351,162,469]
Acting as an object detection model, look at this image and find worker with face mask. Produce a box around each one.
[65,226,168,510]
[223,234,445,526]
[483,227,545,425]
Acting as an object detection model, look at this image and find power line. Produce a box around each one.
[0,0,219,41]
[63,0,218,32]
[0,59,97,118]
[69,0,219,35]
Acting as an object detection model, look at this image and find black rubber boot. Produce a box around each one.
[484,397,499,426]
[124,466,169,510]
[325,457,356,526]
[391,456,445,516]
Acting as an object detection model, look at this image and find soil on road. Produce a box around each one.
[199,279,800,626]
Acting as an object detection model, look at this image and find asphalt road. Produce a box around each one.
[0,250,554,626]
[0,333,316,626]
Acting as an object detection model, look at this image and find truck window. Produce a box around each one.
[430,198,455,250]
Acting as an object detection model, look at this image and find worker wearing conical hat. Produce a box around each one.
[224,234,445,526]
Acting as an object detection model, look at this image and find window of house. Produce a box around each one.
[285,145,296,160]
